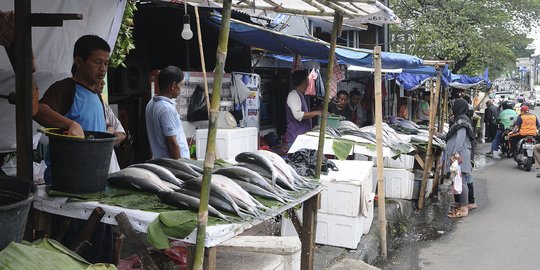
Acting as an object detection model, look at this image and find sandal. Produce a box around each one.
[447,211,468,218]
[468,203,478,209]
[451,202,460,209]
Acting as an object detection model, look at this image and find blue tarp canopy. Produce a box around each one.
[386,65,451,91]
[450,68,491,90]
[205,14,423,69]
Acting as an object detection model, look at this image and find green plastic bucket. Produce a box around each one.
[327,115,341,128]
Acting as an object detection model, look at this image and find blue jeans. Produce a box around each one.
[491,129,502,152]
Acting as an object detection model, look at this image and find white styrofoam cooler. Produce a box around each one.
[319,160,373,217]
[383,154,414,170]
[196,127,258,161]
[372,168,415,200]
[281,211,365,249]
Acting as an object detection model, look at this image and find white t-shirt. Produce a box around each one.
[287,90,304,121]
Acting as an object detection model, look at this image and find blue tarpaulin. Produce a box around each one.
[205,14,423,69]
[450,68,491,89]
[386,65,451,91]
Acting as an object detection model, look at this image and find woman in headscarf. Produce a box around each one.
[440,98,475,218]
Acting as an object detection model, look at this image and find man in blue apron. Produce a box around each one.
[34,35,112,263]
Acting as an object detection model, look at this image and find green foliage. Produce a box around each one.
[109,0,137,68]
[391,0,540,77]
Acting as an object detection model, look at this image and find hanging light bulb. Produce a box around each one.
[181,13,193,40]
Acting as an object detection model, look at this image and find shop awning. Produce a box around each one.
[206,14,423,69]
[167,0,400,26]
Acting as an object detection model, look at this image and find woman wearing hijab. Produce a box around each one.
[439,98,476,218]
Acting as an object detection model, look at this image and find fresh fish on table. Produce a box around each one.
[182,178,254,218]
[213,166,280,195]
[157,191,231,221]
[337,120,360,132]
[235,152,277,185]
[180,188,240,217]
[311,125,342,138]
[231,179,287,203]
[108,167,174,194]
[147,158,200,177]
[129,163,183,187]
[210,174,271,213]
[256,150,317,189]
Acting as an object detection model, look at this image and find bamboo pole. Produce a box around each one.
[315,11,343,179]
[194,6,210,117]
[193,1,232,269]
[373,46,387,258]
[418,69,442,209]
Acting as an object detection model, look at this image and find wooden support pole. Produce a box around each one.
[288,209,303,239]
[14,0,34,182]
[301,193,320,270]
[315,11,343,179]
[373,46,387,258]
[70,207,105,254]
[418,70,442,209]
[193,1,232,269]
[115,212,158,270]
[194,6,210,117]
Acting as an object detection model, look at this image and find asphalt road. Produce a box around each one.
[376,108,540,270]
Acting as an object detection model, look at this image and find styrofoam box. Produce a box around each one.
[319,160,373,217]
[383,154,414,170]
[363,198,375,234]
[372,168,415,200]
[196,127,258,162]
[281,211,364,249]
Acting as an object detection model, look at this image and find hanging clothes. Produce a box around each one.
[305,68,317,96]
[315,69,325,97]
[328,58,344,99]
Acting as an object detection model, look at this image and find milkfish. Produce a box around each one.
[234,163,295,198]
[157,191,231,221]
[231,179,286,203]
[256,150,315,189]
[178,158,205,174]
[210,174,267,211]
[235,152,277,185]
[213,166,285,197]
[147,158,200,178]
[180,188,240,217]
[108,167,174,194]
[129,163,183,187]
[182,178,253,219]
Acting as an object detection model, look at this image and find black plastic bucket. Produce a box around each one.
[0,176,36,250]
[47,129,116,193]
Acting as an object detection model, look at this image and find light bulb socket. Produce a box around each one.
[183,13,190,24]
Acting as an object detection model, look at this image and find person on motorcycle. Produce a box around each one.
[489,100,518,156]
[508,106,540,153]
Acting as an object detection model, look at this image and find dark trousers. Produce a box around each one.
[485,123,498,142]
[454,183,474,204]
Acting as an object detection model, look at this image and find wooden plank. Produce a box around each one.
[289,209,303,239]
[301,193,320,270]
[432,152,443,195]
[55,217,72,243]
[115,212,159,270]
[415,154,425,170]
[69,207,106,254]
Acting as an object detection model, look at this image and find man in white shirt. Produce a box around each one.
[285,70,322,146]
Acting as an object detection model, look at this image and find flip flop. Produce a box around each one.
[451,202,460,209]
[468,203,478,209]
[447,211,468,218]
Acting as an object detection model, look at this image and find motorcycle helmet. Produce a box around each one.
[521,105,529,113]
[516,97,525,103]
[501,100,515,110]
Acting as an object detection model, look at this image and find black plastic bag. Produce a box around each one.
[287,148,338,177]
[187,85,209,121]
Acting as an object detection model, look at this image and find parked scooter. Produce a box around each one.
[514,135,537,171]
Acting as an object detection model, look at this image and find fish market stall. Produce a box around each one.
[31,150,323,269]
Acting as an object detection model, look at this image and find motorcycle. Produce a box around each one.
[500,129,513,158]
[514,136,537,171]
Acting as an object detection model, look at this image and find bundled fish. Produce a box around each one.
[310,125,342,138]
[235,152,277,185]
[341,124,412,154]
[147,158,201,181]
[108,167,174,194]
[337,120,360,132]
[129,163,183,188]
[157,190,233,222]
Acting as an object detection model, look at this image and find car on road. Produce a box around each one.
[491,91,514,107]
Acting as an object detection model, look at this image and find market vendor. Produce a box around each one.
[418,93,430,123]
[349,88,366,126]
[33,34,114,263]
[145,66,190,159]
[286,70,322,147]
[329,90,353,121]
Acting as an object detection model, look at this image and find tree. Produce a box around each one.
[390,0,540,77]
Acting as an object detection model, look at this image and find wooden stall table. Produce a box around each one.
[31,185,324,270]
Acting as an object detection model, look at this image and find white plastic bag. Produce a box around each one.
[450,160,462,194]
